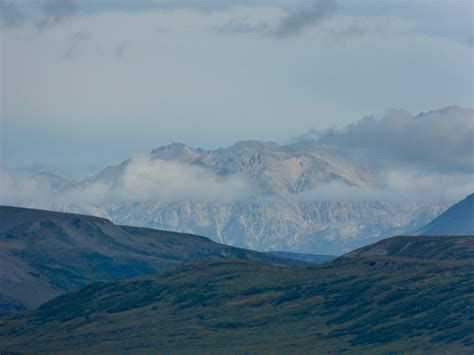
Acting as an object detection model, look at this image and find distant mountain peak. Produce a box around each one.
[438,105,473,114]
[31,172,78,191]
[150,142,203,163]
[415,105,474,118]
[151,142,195,154]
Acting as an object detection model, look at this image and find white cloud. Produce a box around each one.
[0,156,254,207]
[118,155,254,202]
[296,107,474,174]
[289,169,474,203]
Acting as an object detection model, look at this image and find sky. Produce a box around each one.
[0,0,473,179]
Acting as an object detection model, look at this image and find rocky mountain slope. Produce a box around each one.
[414,193,474,236]
[0,206,303,313]
[86,140,374,196]
[96,200,446,255]
[56,138,443,254]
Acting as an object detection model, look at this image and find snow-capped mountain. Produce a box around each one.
[18,139,444,255]
[85,140,374,197]
[6,105,471,254]
[98,200,445,255]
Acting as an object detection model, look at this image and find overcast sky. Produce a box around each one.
[1,0,473,178]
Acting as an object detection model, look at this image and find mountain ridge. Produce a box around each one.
[0,205,305,313]
[414,193,474,236]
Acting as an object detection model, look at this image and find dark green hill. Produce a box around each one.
[0,206,303,313]
[344,235,474,260]
[268,251,336,263]
[1,251,473,353]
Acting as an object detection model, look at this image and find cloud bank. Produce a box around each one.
[0,0,77,29]
[0,156,254,208]
[289,170,474,203]
[118,155,254,202]
[274,0,338,38]
[296,106,474,175]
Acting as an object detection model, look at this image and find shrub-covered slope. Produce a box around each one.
[1,252,473,353]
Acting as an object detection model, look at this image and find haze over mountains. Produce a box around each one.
[1,106,472,254]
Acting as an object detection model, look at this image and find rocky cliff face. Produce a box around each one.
[88,140,374,197]
[88,200,444,255]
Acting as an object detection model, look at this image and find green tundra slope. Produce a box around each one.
[1,246,473,353]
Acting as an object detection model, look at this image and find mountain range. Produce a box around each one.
[4,106,472,254]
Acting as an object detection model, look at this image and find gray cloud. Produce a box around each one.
[37,0,77,29]
[213,0,339,38]
[114,40,132,59]
[287,174,474,203]
[0,0,77,30]
[274,0,338,38]
[320,23,371,44]
[466,35,474,48]
[64,31,90,58]
[0,155,255,207]
[213,18,269,35]
[296,106,474,174]
[0,1,26,29]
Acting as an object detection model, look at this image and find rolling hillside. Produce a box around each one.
[0,250,473,353]
[268,251,336,263]
[344,235,474,260]
[0,206,303,312]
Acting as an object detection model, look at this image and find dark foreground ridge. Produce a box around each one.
[0,253,473,353]
[268,251,336,263]
[344,235,474,260]
[0,205,304,312]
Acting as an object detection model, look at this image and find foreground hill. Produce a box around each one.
[414,193,474,236]
[344,235,474,260]
[268,251,336,263]
[1,251,473,353]
[0,206,302,312]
